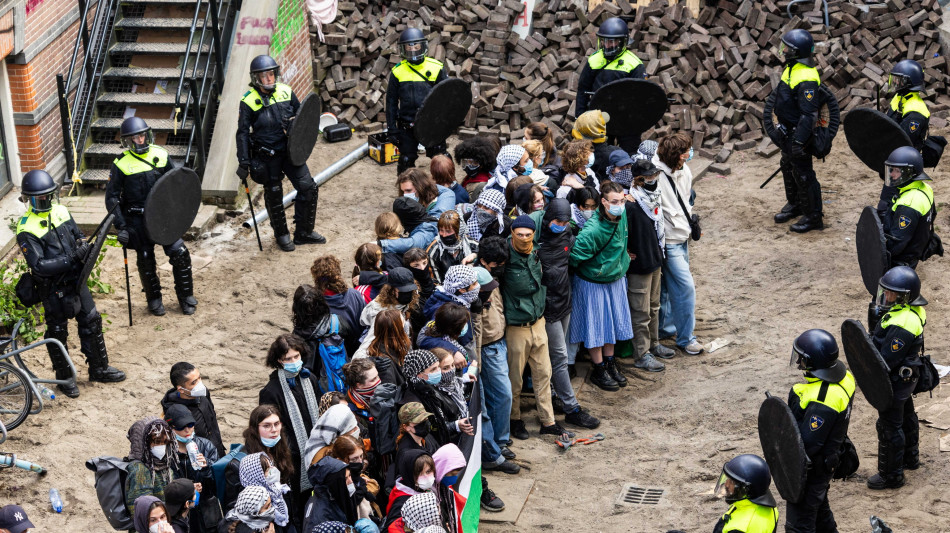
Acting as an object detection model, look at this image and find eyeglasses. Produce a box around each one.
[260,421,282,431]
[174,423,196,431]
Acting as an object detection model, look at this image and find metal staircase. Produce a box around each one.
[57,0,237,187]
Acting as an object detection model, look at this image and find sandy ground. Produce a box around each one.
[1,130,949,532]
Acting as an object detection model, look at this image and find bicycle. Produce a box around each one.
[0,418,47,475]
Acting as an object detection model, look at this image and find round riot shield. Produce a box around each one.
[413,79,472,147]
[841,319,894,412]
[844,108,912,174]
[589,79,668,138]
[287,93,322,166]
[144,168,202,246]
[75,213,115,293]
[758,395,808,504]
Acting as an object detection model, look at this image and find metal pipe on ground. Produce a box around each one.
[244,142,369,228]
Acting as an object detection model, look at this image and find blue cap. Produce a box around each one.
[607,149,634,168]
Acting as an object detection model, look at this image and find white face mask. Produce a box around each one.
[417,474,435,490]
[184,381,207,398]
[150,445,167,460]
[347,482,357,497]
[265,467,281,486]
[149,521,168,533]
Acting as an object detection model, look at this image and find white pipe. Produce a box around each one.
[244,142,369,228]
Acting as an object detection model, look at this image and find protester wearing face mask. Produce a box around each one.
[512,183,546,216]
[362,308,411,385]
[606,149,636,193]
[259,334,321,527]
[463,189,510,243]
[566,186,600,235]
[433,444,468,532]
[569,181,634,392]
[163,478,202,533]
[400,350,465,446]
[422,265,479,351]
[572,110,621,182]
[524,122,561,178]
[353,242,388,304]
[485,145,530,194]
[396,402,440,456]
[328,434,381,516]
[342,358,381,438]
[164,405,218,531]
[425,211,476,286]
[221,486,277,533]
[132,495,175,533]
[303,403,361,467]
[556,140,599,199]
[239,453,293,531]
[161,362,225,457]
[454,136,498,202]
[397,168,456,220]
[384,450,438,529]
[417,304,472,372]
[502,216,571,440]
[302,456,362,531]
[624,159,673,375]
[520,139,554,189]
[125,416,176,515]
[403,248,436,302]
[356,268,418,359]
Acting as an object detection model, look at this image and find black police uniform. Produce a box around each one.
[16,205,107,384]
[785,372,855,533]
[877,93,930,209]
[882,180,934,269]
[774,62,823,227]
[870,304,924,482]
[236,82,318,243]
[576,49,646,153]
[106,145,196,312]
[385,57,448,173]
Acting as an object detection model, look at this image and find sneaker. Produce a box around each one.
[634,353,666,372]
[484,459,520,474]
[480,488,505,512]
[651,344,675,359]
[867,473,905,490]
[683,341,705,355]
[564,408,601,429]
[539,422,574,439]
[590,365,620,391]
[605,358,628,387]
[510,420,529,440]
[499,446,516,460]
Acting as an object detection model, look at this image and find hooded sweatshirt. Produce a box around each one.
[302,457,357,532]
[160,388,225,458]
[652,155,694,245]
[433,444,467,533]
[133,495,164,533]
[528,199,574,322]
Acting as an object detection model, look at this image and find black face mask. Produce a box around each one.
[441,234,459,246]
[396,291,414,305]
[643,180,659,191]
[464,165,480,177]
[490,265,506,278]
[412,419,431,438]
[347,461,364,477]
[478,290,492,306]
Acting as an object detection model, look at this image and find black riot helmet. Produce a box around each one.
[883,146,930,189]
[714,454,777,507]
[874,266,927,311]
[398,28,428,65]
[21,170,58,213]
[596,17,629,61]
[791,329,847,383]
[780,29,815,66]
[249,55,280,92]
[119,116,153,155]
[890,59,924,94]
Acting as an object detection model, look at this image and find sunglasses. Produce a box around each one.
[174,423,196,431]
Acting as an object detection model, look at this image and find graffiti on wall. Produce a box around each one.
[26,0,48,15]
[236,17,274,46]
[270,0,306,57]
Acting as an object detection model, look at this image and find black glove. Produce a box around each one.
[790,141,806,158]
[117,229,130,246]
[72,241,91,263]
[236,163,249,180]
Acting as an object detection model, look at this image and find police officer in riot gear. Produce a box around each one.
[785,329,855,533]
[881,146,935,269]
[236,54,325,252]
[106,117,197,316]
[867,266,926,490]
[886,60,929,150]
[386,28,448,174]
[770,29,824,233]
[17,170,126,398]
[712,454,779,533]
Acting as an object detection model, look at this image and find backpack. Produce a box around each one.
[369,382,404,456]
[211,443,246,503]
[85,456,133,530]
[317,314,348,393]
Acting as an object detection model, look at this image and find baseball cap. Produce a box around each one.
[387,267,418,293]
[398,402,433,424]
[0,505,34,533]
[164,404,196,430]
[163,478,196,518]
[607,149,634,169]
[473,266,498,292]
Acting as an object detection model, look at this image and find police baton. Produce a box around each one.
[238,168,264,251]
[122,246,133,327]
[759,167,782,189]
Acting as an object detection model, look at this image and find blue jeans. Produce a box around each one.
[659,241,697,347]
[481,338,512,445]
[479,379,503,466]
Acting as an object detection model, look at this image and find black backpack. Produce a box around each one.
[369,382,404,456]
[86,456,134,530]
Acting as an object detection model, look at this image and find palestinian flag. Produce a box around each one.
[456,384,483,531]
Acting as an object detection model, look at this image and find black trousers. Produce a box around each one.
[780,147,822,217]
[877,378,919,472]
[392,126,446,174]
[785,471,837,533]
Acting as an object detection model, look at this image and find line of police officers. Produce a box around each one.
[11,17,939,532]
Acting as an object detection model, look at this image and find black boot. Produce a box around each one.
[169,246,197,315]
[903,423,920,470]
[868,422,905,490]
[80,315,126,383]
[264,184,294,251]
[774,164,802,223]
[790,181,824,233]
[294,188,326,245]
[45,323,79,398]
[605,357,628,387]
[136,249,165,316]
[590,364,619,391]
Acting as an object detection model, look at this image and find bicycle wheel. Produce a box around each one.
[0,361,32,430]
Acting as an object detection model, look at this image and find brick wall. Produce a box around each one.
[270,0,314,98]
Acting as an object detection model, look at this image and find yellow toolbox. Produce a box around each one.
[369,133,400,165]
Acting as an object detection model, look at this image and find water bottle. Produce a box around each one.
[49,488,63,513]
[39,386,55,401]
[185,441,202,470]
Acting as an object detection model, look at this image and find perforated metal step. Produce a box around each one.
[91,118,194,132]
[76,169,112,184]
[103,66,207,80]
[116,17,203,29]
[110,41,211,56]
[86,143,189,158]
[99,91,191,106]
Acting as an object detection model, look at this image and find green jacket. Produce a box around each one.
[569,210,629,283]
[501,239,546,325]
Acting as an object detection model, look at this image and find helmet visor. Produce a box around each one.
[888,73,909,93]
[400,41,428,62]
[600,37,624,57]
[28,193,55,212]
[121,130,154,155]
[875,284,908,309]
[790,347,806,370]
[714,470,736,500]
[884,163,912,187]
[253,69,279,90]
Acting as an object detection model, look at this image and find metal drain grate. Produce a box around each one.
[616,484,665,506]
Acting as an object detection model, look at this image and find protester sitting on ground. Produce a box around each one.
[403,248,435,302]
[353,243,387,303]
[512,183,546,216]
[375,212,408,270]
[356,268,419,358]
[426,211,476,286]
[132,495,175,533]
[220,486,277,533]
[401,350,465,446]
[556,140,599,199]
[304,403,360,467]
[311,255,366,355]
[433,444,468,533]
[0,504,34,533]
[239,453,292,531]
[430,154,470,205]
[463,189,510,243]
[164,404,218,530]
[163,478,199,533]
[521,140,553,188]
[126,416,176,514]
[395,402,440,456]
[567,186,600,235]
[383,450,437,531]
[398,492,445,533]
[161,361,225,457]
[362,308,410,386]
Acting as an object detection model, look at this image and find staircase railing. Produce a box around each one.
[175,0,238,176]
[57,0,121,181]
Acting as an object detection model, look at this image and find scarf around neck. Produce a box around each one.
[277,368,320,491]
